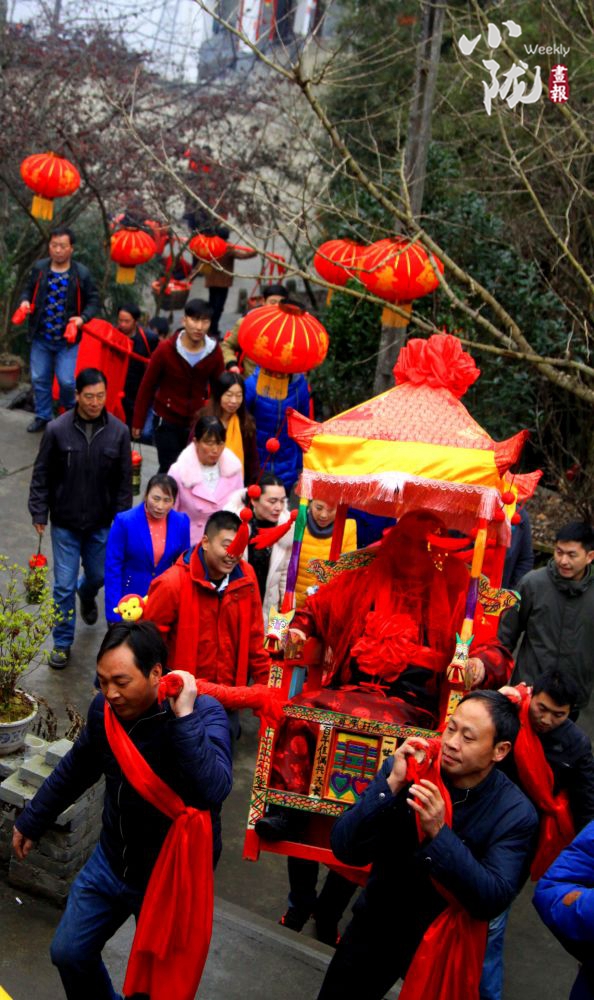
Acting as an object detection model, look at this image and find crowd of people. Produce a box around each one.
[9,227,594,1000]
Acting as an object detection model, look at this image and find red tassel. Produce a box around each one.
[250,509,297,550]
[226,508,253,557]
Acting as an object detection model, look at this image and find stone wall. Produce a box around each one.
[0,733,103,906]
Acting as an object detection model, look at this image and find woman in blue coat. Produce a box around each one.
[104,473,190,623]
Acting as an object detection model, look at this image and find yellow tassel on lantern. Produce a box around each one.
[116,265,136,284]
[381,302,412,327]
[31,195,54,220]
[256,369,290,400]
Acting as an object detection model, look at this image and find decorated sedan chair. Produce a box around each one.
[243,333,540,880]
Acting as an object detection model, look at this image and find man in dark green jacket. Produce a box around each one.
[499,521,594,716]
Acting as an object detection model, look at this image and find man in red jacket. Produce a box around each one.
[144,510,271,744]
[132,298,224,472]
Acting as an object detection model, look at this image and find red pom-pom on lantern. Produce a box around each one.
[238,302,329,400]
[239,507,253,523]
[111,229,157,284]
[511,512,522,525]
[493,508,506,523]
[20,152,80,220]
[501,491,515,505]
[189,233,228,263]
[247,484,262,499]
[266,437,281,454]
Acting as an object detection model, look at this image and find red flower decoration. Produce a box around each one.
[351,612,420,683]
[394,333,479,398]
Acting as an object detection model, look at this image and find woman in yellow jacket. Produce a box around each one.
[294,500,358,608]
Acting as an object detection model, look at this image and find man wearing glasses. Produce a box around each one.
[28,368,132,668]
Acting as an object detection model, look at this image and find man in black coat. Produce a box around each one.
[12,622,232,1000]
[19,226,100,432]
[28,367,131,668]
[317,692,538,1000]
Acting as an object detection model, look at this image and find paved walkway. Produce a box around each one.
[0,401,589,999]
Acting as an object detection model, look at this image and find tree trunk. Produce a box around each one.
[373,1,445,394]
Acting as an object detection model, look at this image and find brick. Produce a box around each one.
[0,773,37,809]
[0,748,26,780]
[18,754,53,788]
[8,858,70,905]
[25,848,83,877]
[44,739,74,767]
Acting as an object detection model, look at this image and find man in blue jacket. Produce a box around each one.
[534,821,594,999]
[12,621,232,1000]
[317,691,538,1000]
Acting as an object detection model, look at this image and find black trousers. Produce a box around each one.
[317,909,405,1000]
[208,286,229,338]
[153,416,190,472]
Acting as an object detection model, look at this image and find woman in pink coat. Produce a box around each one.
[168,414,243,545]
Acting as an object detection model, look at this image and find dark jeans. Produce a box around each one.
[153,416,190,472]
[208,286,229,339]
[30,337,78,420]
[480,908,510,1000]
[51,524,109,649]
[50,843,144,1000]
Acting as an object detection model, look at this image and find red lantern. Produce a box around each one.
[313,239,362,287]
[359,238,444,302]
[238,302,329,400]
[110,229,157,284]
[20,152,81,220]
[189,233,228,263]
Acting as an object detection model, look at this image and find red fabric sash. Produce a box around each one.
[104,703,214,1000]
[398,738,488,1000]
[511,683,575,880]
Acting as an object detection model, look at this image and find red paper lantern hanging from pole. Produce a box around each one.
[358,237,444,302]
[110,228,157,284]
[20,152,81,220]
[189,233,228,263]
[238,302,329,400]
[313,239,363,287]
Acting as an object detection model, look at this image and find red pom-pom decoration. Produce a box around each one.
[247,484,262,499]
[511,512,522,525]
[266,437,280,454]
[240,507,253,523]
[501,491,515,505]
[493,508,506,523]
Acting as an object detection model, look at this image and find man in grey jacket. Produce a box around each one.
[499,521,594,716]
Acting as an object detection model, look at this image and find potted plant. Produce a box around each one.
[0,554,59,755]
[0,351,23,391]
